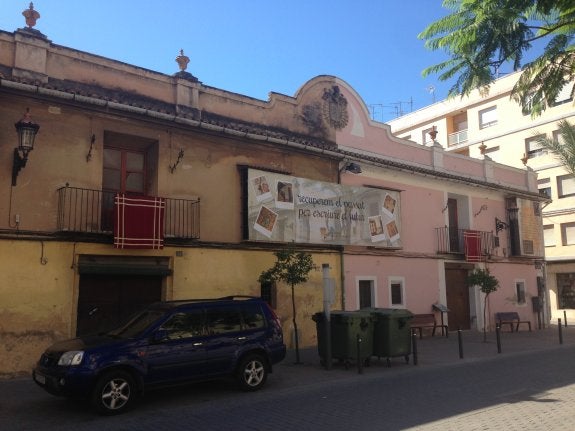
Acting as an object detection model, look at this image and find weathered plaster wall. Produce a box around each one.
[0,239,340,376]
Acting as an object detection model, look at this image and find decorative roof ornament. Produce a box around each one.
[173,49,199,83]
[322,86,348,130]
[176,49,190,72]
[22,2,40,28]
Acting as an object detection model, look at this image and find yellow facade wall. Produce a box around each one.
[0,239,340,377]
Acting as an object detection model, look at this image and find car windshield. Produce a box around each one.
[107,309,166,338]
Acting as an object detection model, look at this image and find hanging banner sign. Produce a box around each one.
[247,169,402,247]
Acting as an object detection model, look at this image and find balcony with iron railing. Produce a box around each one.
[435,226,494,256]
[57,185,200,240]
[447,129,468,147]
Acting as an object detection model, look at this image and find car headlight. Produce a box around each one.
[57,351,84,366]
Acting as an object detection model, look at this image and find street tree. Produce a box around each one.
[419,0,575,116]
[467,268,499,342]
[258,248,315,364]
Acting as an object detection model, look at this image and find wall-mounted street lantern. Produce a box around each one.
[12,109,40,186]
[495,217,508,235]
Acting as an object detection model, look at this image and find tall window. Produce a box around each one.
[525,135,547,159]
[101,147,147,230]
[479,106,497,129]
[538,178,551,198]
[544,225,556,247]
[389,277,405,307]
[552,82,574,106]
[515,281,526,304]
[561,222,575,246]
[358,279,375,309]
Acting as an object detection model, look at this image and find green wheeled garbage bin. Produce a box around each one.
[312,311,373,369]
[369,308,414,367]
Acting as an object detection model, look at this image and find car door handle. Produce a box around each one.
[193,342,203,346]
[237,336,247,340]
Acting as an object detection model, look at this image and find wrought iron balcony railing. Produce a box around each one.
[435,226,494,255]
[57,185,200,240]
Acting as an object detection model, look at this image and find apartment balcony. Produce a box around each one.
[435,227,494,256]
[57,185,200,240]
[447,129,468,147]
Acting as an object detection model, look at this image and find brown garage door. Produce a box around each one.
[76,274,162,336]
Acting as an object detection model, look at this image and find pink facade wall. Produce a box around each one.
[343,255,440,312]
[486,262,539,328]
[327,77,541,331]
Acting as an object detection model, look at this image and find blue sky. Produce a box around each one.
[1,1,454,122]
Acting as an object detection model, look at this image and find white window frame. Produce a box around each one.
[388,276,406,308]
[557,175,575,198]
[479,106,497,129]
[544,224,556,247]
[561,222,575,246]
[526,135,547,159]
[553,82,574,106]
[356,276,377,309]
[553,129,565,145]
[538,177,552,199]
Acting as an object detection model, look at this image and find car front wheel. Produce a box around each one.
[91,370,137,415]
[237,354,267,391]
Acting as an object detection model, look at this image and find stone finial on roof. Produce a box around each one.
[22,2,40,28]
[176,49,190,72]
[173,49,199,83]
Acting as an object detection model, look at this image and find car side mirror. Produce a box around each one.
[151,329,170,343]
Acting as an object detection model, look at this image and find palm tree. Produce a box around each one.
[536,120,575,176]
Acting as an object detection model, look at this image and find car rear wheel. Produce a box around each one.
[91,370,136,415]
[237,354,267,391]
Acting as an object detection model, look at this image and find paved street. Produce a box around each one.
[1,327,574,430]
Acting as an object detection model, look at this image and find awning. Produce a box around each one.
[77,255,172,276]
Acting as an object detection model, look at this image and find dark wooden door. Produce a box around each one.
[76,275,162,336]
[447,198,460,252]
[445,268,470,330]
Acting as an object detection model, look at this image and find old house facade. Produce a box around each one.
[388,71,575,326]
[0,8,546,376]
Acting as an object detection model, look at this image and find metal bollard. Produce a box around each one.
[496,324,502,354]
[357,335,363,374]
[412,330,418,366]
[325,318,332,370]
[559,318,564,345]
[564,310,568,328]
[458,328,464,359]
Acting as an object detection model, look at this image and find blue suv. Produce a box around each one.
[33,296,286,415]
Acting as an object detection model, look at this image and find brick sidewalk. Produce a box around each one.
[279,325,575,378]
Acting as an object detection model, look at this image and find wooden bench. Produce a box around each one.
[410,313,448,339]
[495,312,532,332]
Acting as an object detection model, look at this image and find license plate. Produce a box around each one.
[34,372,46,385]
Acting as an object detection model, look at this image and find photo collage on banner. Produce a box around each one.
[247,169,402,248]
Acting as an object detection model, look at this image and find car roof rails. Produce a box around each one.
[158,295,260,306]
